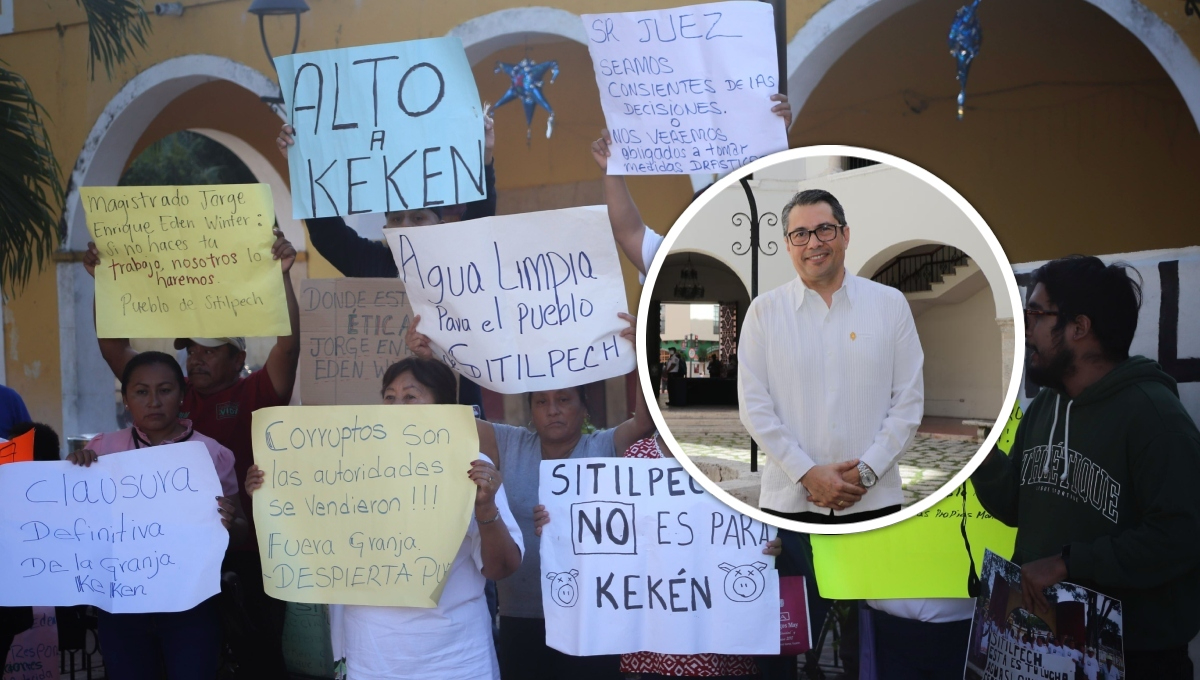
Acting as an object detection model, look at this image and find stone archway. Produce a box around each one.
[785,0,1200,131]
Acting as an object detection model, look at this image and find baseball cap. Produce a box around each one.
[173,337,247,352]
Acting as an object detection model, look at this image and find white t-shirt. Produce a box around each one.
[867,597,975,623]
[331,454,524,680]
[1084,656,1100,680]
[638,226,664,283]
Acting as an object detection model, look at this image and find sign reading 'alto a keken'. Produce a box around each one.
[385,207,636,394]
[276,37,486,219]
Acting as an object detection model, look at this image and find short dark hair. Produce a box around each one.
[121,351,186,396]
[780,189,847,236]
[526,385,589,410]
[7,421,61,462]
[380,357,458,405]
[1029,255,1143,362]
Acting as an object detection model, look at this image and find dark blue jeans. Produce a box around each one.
[870,607,971,680]
[96,596,220,680]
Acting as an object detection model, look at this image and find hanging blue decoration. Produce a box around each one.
[494,58,559,143]
[948,0,983,120]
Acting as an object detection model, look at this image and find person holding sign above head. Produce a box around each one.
[276,115,496,419]
[532,432,784,679]
[65,351,245,680]
[244,356,522,680]
[405,311,654,680]
[588,94,792,283]
[971,256,1200,680]
[82,226,300,680]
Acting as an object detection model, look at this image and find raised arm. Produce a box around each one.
[460,108,497,222]
[592,131,650,274]
[83,241,138,378]
[611,313,656,453]
[264,228,301,402]
[276,123,398,277]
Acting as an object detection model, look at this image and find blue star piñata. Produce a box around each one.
[948,0,982,121]
[494,58,559,142]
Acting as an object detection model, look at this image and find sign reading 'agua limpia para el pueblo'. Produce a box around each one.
[385,206,636,394]
[539,458,785,656]
[251,405,478,607]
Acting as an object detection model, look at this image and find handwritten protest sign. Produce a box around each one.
[384,207,636,393]
[3,607,58,680]
[251,405,477,606]
[276,37,485,219]
[810,403,1022,599]
[540,458,784,655]
[0,443,228,613]
[965,550,1124,680]
[582,2,787,175]
[300,278,415,405]
[0,429,34,466]
[82,184,288,339]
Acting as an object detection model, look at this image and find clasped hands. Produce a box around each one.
[800,460,867,510]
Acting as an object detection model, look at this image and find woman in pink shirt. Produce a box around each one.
[67,351,245,680]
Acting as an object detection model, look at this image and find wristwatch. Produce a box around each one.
[857,461,877,488]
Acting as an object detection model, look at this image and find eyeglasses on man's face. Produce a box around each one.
[1023,308,1060,326]
[785,223,844,247]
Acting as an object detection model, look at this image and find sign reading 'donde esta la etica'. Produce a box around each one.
[275,37,486,219]
[384,207,636,394]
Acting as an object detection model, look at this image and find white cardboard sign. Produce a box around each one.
[0,443,228,613]
[582,1,787,175]
[540,458,782,656]
[385,207,636,393]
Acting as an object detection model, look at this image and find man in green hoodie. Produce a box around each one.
[972,255,1200,679]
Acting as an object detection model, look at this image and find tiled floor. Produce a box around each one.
[660,403,984,507]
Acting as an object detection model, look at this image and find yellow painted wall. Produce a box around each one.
[787,0,1200,263]
[2,0,1200,431]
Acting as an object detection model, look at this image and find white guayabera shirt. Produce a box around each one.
[738,273,924,515]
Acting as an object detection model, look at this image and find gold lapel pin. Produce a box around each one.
[850,332,857,341]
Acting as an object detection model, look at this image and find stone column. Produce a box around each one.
[997,316,1016,403]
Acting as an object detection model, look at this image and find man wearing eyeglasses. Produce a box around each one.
[973,255,1200,679]
[738,189,924,524]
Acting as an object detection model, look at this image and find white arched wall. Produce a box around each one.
[785,0,1200,132]
[57,55,290,444]
[447,6,588,65]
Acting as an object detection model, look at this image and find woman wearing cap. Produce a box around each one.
[66,351,245,679]
[245,357,522,680]
[404,312,654,680]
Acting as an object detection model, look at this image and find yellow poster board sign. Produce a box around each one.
[82,184,289,339]
[251,405,478,607]
[810,403,1023,599]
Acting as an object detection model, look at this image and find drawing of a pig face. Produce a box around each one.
[546,569,580,607]
[719,562,768,602]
